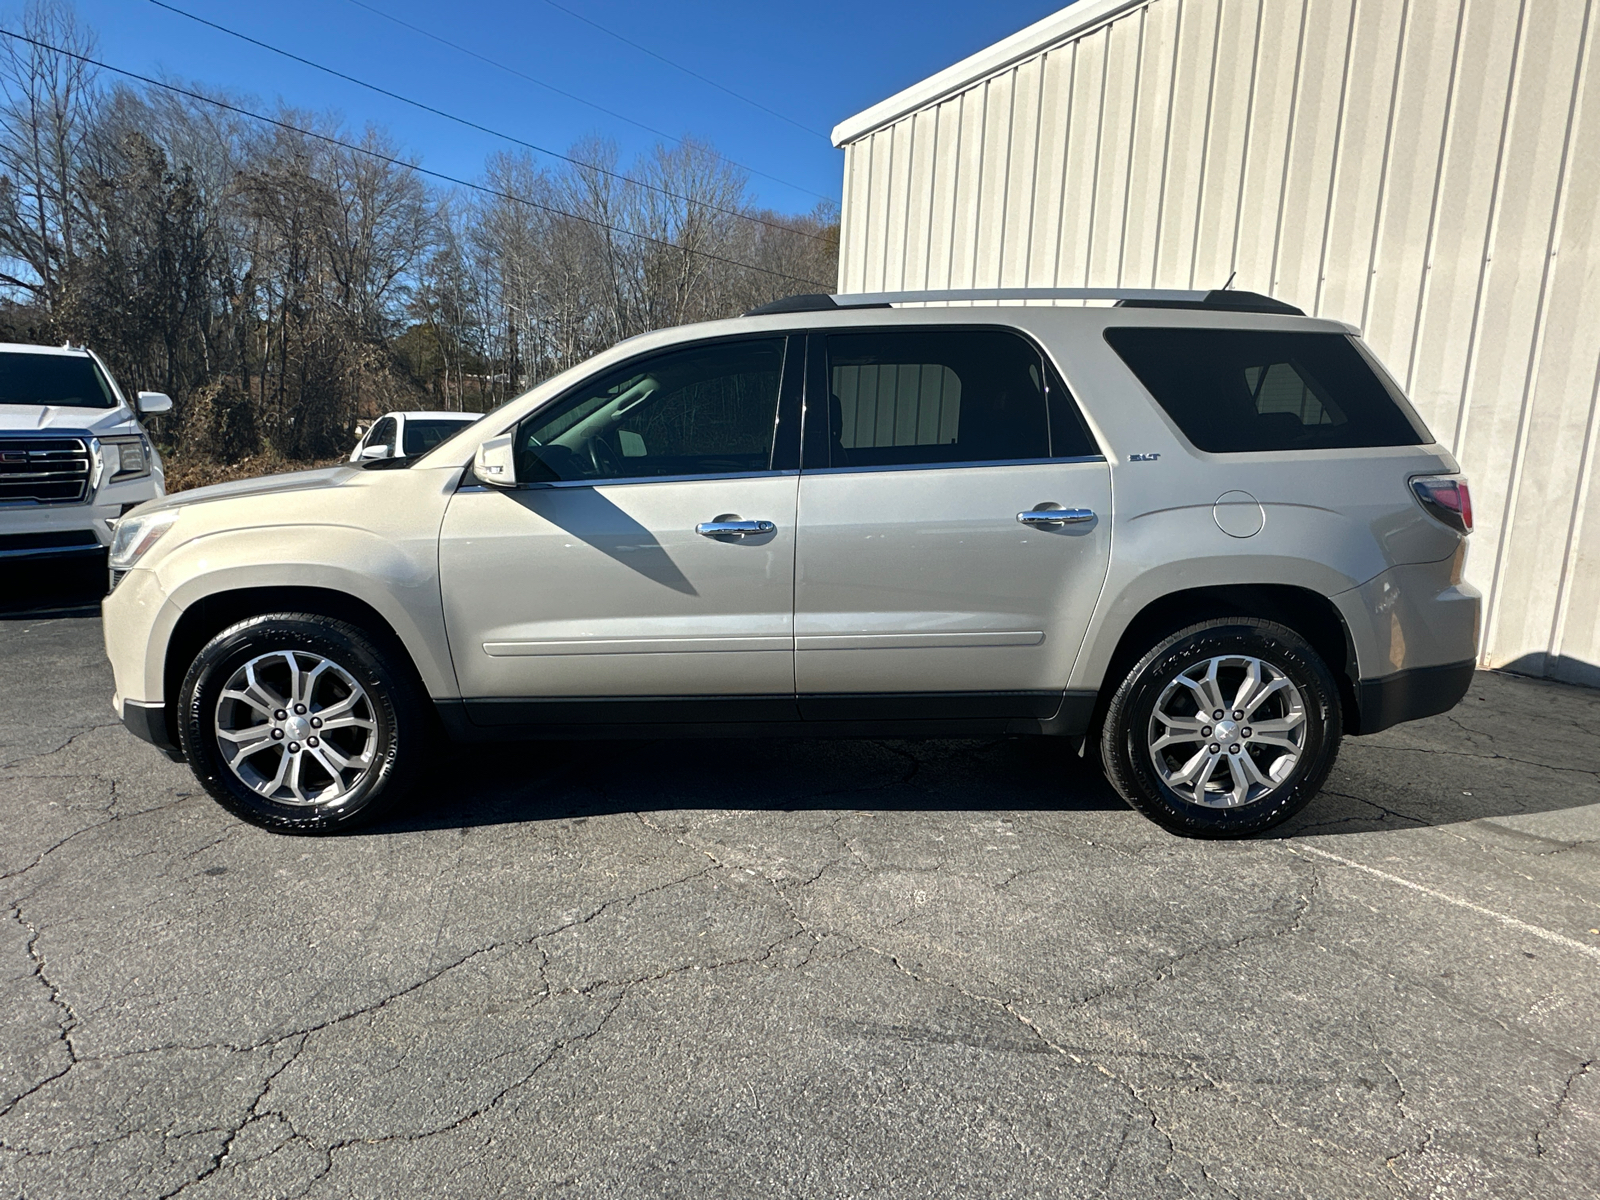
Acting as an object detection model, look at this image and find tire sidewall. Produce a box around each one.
[178,615,411,832]
[1108,621,1340,837]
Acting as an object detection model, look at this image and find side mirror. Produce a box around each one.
[136,391,173,415]
[474,434,517,486]
[359,443,392,460]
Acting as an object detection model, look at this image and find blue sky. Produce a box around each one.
[47,0,1073,216]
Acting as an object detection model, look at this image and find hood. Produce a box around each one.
[134,465,362,517]
[0,403,137,435]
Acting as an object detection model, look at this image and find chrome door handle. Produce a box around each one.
[695,519,776,538]
[1017,508,1095,526]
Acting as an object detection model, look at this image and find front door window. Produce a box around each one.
[516,338,787,482]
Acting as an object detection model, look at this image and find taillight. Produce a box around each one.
[1411,475,1473,535]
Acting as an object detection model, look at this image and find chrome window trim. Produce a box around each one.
[800,454,1106,477]
[497,468,800,492]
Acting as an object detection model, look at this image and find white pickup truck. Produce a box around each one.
[0,342,171,563]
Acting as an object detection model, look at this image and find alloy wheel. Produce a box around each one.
[1146,653,1308,809]
[213,650,378,807]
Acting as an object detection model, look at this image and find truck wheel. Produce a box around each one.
[176,613,426,833]
[1099,618,1341,838]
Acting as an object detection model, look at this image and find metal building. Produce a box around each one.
[831,0,1600,686]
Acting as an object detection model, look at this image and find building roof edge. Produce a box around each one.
[830,0,1148,147]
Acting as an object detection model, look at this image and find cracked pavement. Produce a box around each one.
[1,589,1598,1197]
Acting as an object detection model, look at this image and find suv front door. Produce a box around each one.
[440,334,802,726]
[794,327,1112,722]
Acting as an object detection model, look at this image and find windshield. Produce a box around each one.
[403,417,478,456]
[0,351,118,408]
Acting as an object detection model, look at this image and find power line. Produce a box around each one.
[537,0,829,140]
[0,28,835,291]
[146,0,830,245]
[339,0,832,204]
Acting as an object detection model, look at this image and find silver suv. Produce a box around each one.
[102,289,1479,837]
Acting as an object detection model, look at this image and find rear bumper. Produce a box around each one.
[1353,659,1476,735]
[120,698,184,761]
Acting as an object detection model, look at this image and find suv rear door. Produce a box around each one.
[792,327,1112,722]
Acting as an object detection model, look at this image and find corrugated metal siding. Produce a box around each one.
[836,0,1600,686]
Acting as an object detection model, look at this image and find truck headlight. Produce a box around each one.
[109,509,179,570]
[100,434,152,481]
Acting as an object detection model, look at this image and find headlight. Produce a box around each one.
[99,434,152,482]
[109,509,179,570]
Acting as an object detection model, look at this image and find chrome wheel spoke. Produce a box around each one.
[1167,745,1212,785]
[317,713,374,733]
[313,693,361,721]
[1152,729,1201,752]
[1237,751,1273,788]
[1251,732,1302,752]
[1242,677,1291,718]
[1230,659,1264,715]
[1224,752,1253,805]
[217,722,273,745]
[313,742,351,772]
[284,749,307,803]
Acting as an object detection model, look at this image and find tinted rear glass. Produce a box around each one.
[1103,328,1429,453]
[0,351,117,409]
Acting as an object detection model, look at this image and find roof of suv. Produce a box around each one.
[0,342,95,358]
[746,288,1304,317]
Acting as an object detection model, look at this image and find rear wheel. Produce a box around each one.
[177,613,426,833]
[1099,618,1341,837]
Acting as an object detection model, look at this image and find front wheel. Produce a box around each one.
[177,613,427,833]
[1099,618,1341,838]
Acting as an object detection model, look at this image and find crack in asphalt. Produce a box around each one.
[1,901,80,1119]
[1534,1058,1593,1158]
[0,721,124,771]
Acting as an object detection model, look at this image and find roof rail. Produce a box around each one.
[744,287,1303,316]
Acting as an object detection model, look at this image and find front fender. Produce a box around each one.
[143,522,458,699]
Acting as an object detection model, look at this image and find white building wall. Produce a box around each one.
[834,0,1600,686]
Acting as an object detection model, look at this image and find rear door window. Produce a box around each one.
[814,328,1096,468]
[1103,327,1430,452]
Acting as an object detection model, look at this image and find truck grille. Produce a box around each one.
[0,437,93,504]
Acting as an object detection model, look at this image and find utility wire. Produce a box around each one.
[339,0,831,203]
[146,0,830,244]
[0,28,834,290]
[537,0,829,140]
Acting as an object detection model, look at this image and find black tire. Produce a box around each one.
[1099,618,1341,838]
[177,612,426,833]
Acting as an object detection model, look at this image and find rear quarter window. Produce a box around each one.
[1103,327,1430,453]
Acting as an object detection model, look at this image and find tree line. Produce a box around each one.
[0,0,838,469]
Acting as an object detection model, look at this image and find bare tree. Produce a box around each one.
[0,0,98,310]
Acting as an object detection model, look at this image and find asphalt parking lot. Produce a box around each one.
[1,567,1597,1199]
